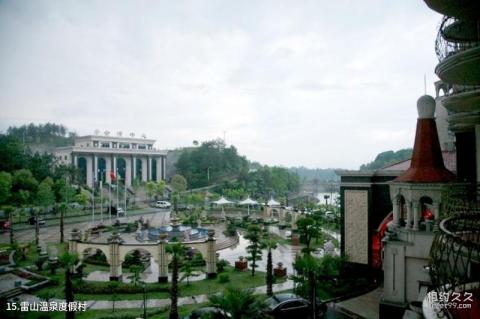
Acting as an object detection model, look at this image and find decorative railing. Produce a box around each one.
[435,16,480,62]
[429,212,480,317]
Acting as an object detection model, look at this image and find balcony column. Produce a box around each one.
[73,154,78,167]
[413,202,420,231]
[406,201,413,229]
[158,234,168,283]
[392,197,400,227]
[206,230,217,279]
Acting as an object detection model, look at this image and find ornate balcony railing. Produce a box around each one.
[435,16,480,62]
[429,212,480,318]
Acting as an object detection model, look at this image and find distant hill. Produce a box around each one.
[360,148,413,170]
[7,123,75,153]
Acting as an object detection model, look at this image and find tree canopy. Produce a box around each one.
[175,139,249,188]
[360,148,413,170]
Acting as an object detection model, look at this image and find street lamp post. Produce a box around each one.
[116,168,119,218]
[92,181,95,226]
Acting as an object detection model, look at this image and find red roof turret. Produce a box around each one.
[394,95,456,183]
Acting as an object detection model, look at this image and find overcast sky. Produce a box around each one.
[0,0,442,169]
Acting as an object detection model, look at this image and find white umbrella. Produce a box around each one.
[212,196,234,205]
[239,197,258,215]
[212,196,233,219]
[267,198,281,207]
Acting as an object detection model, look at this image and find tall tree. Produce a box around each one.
[264,238,278,296]
[59,251,79,319]
[0,172,12,204]
[170,174,187,192]
[244,225,264,277]
[296,217,317,254]
[166,243,186,319]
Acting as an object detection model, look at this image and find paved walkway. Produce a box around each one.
[336,287,383,319]
[18,280,294,310]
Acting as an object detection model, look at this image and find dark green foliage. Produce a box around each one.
[217,273,230,283]
[7,123,75,147]
[176,139,249,189]
[360,148,413,170]
[224,221,237,237]
[208,286,266,319]
[244,225,264,277]
[216,259,229,273]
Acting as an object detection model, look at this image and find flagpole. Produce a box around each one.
[100,179,103,223]
[116,169,119,219]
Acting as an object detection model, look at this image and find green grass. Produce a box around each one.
[32,266,282,301]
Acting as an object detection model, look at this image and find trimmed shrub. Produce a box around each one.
[217,273,230,283]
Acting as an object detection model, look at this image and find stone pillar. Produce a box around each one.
[86,156,93,188]
[113,156,117,179]
[156,157,163,182]
[108,232,124,281]
[406,201,413,229]
[162,156,166,180]
[148,157,152,181]
[413,202,420,231]
[125,157,132,187]
[206,229,217,278]
[73,155,78,167]
[105,157,112,183]
[141,157,148,182]
[132,156,137,182]
[158,233,168,283]
[68,229,82,254]
[392,197,400,227]
[93,155,98,185]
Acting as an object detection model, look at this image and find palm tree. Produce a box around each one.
[59,251,79,319]
[264,238,278,296]
[166,243,186,319]
[208,286,265,319]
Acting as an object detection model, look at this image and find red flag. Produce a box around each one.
[110,171,116,182]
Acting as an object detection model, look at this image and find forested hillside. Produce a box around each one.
[7,123,76,149]
[359,148,413,170]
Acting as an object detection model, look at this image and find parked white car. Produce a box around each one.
[324,211,335,220]
[155,201,171,209]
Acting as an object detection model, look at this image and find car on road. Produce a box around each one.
[264,293,326,319]
[177,204,194,211]
[324,211,335,220]
[155,201,171,209]
[183,307,231,319]
[28,216,46,226]
[116,207,125,217]
[285,230,292,238]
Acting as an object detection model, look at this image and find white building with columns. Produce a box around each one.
[53,134,167,187]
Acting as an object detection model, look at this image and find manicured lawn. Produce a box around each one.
[33,266,283,301]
